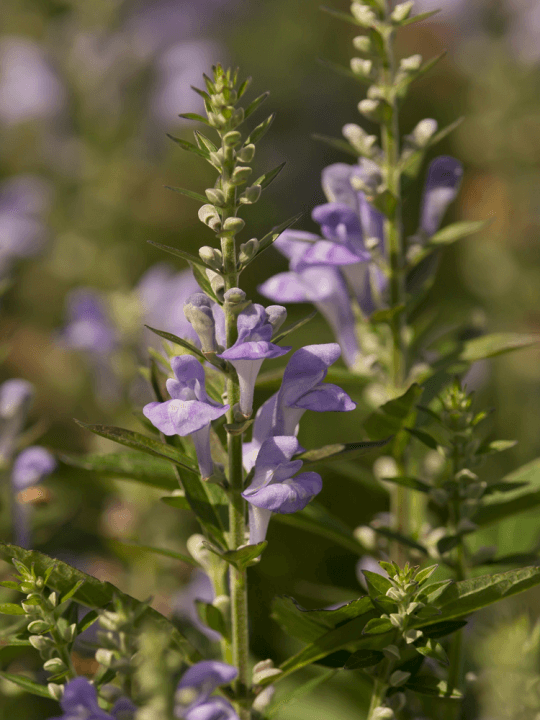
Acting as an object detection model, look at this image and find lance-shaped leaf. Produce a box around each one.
[112,541,197,567]
[430,219,493,247]
[246,212,304,263]
[344,649,385,669]
[0,543,194,656]
[271,595,374,643]
[421,620,467,639]
[178,112,211,126]
[405,427,439,450]
[362,617,394,635]
[237,76,251,98]
[148,240,213,270]
[476,439,517,456]
[246,113,275,145]
[379,475,431,493]
[194,130,217,154]
[144,325,221,369]
[254,161,286,190]
[163,186,208,204]
[369,526,428,554]
[297,437,392,467]
[196,601,229,639]
[460,333,539,363]
[364,384,423,440]
[404,676,461,698]
[167,134,209,160]
[271,309,318,344]
[312,133,359,158]
[188,261,221,303]
[400,9,441,25]
[60,451,179,491]
[0,604,26,616]
[161,493,191,511]
[396,52,446,96]
[265,669,337,718]
[205,541,267,570]
[273,502,366,556]
[475,457,540,526]
[0,671,53,699]
[244,91,269,119]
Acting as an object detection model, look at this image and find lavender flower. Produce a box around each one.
[61,289,117,356]
[419,156,464,238]
[143,356,229,479]
[242,436,322,545]
[12,446,56,548]
[0,174,52,278]
[243,343,356,470]
[174,570,221,642]
[0,379,34,462]
[0,38,65,125]
[217,298,290,417]
[48,677,135,720]
[175,660,238,720]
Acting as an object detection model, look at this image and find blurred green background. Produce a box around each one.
[1,0,540,717]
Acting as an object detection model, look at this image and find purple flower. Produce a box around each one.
[174,570,221,642]
[48,677,135,720]
[0,38,65,125]
[143,356,229,479]
[419,156,463,237]
[0,174,52,277]
[175,661,238,720]
[243,343,356,470]
[217,299,290,416]
[12,446,56,548]
[61,289,117,356]
[0,379,34,462]
[242,436,322,545]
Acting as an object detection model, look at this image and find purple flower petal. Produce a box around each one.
[273,230,321,267]
[296,240,362,268]
[246,471,322,513]
[321,163,358,209]
[178,660,238,698]
[420,156,463,237]
[12,446,56,491]
[292,383,357,413]
[143,398,227,437]
[174,570,221,642]
[184,697,239,720]
[0,379,34,418]
[56,677,114,720]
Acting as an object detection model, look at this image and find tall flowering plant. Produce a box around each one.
[1,3,540,720]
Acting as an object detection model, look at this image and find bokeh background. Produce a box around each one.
[1,0,540,717]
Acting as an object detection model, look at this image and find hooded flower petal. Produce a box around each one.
[12,446,56,491]
[246,471,322,513]
[49,677,119,720]
[321,163,359,209]
[420,156,463,237]
[185,697,239,720]
[175,660,238,717]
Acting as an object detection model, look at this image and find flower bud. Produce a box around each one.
[231,166,252,186]
[400,54,422,72]
[205,188,226,206]
[183,295,218,353]
[389,670,410,688]
[198,204,222,232]
[358,98,382,121]
[223,130,242,147]
[62,623,77,643]
[222,216,245,234]
[208,112,226,129]
[96,648,116,667]
[224,287,247,305]
[187,534,211,568]
[350,58,373,78]
[343,123,378,156]
[43,657,67,674]
[199,246,223,271]
[29,635,54,653]
[252,686,275,713]
[252,659,283,685]
[353,35,372,53]
[206,270,225,300]
[209,149,225,168]
[351,3,377,26]
[403,628,423,644]
[410,118,438,147]
[27,620,52,634]
[391,0,414,22]
[237,144,255,163]
[238,238,259,264]
[48,683,63,701]
[372,707,395,720]
[382,644,400,660]
[240,184,262,205]
[230,107,245,128]
[266,305,287,334]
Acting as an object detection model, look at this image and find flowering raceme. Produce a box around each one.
[48,677,135,720]
[143,355,229,479]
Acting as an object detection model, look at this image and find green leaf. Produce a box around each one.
[364,384,423,440]
[421,620,467,639]
[60,580,85,604]
[379,476,431,493]
[244,91,269,119]
[166,134,209,160]
[271,309,318,344]
[475,457,540,526]
[0,604,26,616]
[370,526,428,554]
[193,130,217,154]
[178,112,211,126]
[246,113,275,145]
[404,676,461,698]
[418,579,453,604]
[361,570,393,598]
[147,240,211,270]
[144,325,208,364]
[0,544,193,656]
[0,671,52,698]
[476,439,517,456]
[416,567,540,626]
[74,421,197,474]
[255,213,304,257]
[271,595,374,643]
[254,161,286,190]
[196,600,228,639]
[362,617,395,635]
[265,669,337,717]
[416,639,449,665]
[187,261,220,303]
[298,437,392,466]
[311,133,358,158]
[161,494,191,511]
[273,502,365,556]
[400,9,441,25]
[405,427,439,450]
[344,649,385,669]
[207,541,267,570]
[429,219,492,247]
[60,451,178,491]
[460,333,539,363]
[163,186,208,204]
[112,541,197,567]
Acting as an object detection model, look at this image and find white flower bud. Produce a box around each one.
[252,686,275,712]
[27,620,51,634]
[351,3,377,26]
[372,707,395,720]
[48,683,64,701]
[222,216,245,234]
[358,98,382,120]
[342,123,377,156]
[29,635,54,653]
[231,166,252,186]
[391,1,414,22]
[43,657,67,674]
[206,270,225,300]
[400,54,422,72]
[239,238,259,264]
[237,144,255,163]
[411,118,438,146]
[240,184,262,205]
[198,204,222,232]
[350,58,373,77]
[252,659,282,685]
[205,188,226,206]
[96,648,116,667]
[353,35,372,53]
[209,149,225,167]
[223,130,242,147]
[403,628,423,644]
[389,670,411,687]
[231,107,245,127]
[199,246,223,271]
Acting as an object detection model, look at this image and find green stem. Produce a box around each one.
[380,6,408,565]
[367,675,389,720]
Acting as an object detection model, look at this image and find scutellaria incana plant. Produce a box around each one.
[1,2,540,720]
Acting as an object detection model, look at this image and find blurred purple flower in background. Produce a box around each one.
[0,379,34,462]
[242,436,322,545]
[0,174,53,279]
[174,660,238,720]
[174,569,221,642]
[12,446,56,548]
[48,676,135,720]
[0,37,65,125]
[419,156,464,238]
